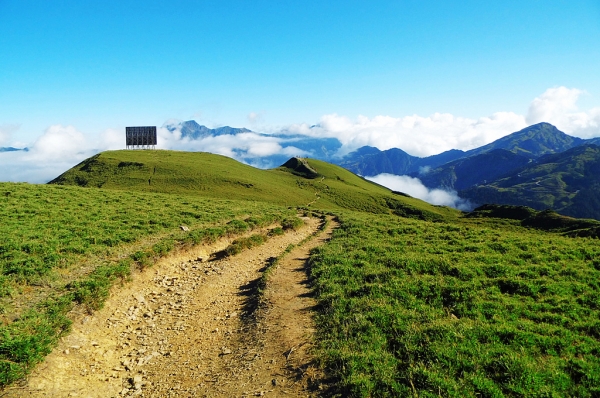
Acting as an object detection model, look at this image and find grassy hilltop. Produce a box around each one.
[2,150,600,396]
[49,150,454,217]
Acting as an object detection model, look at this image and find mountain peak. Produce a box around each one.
[529,121,556,129]
[280,157,320,179]
[163,120,253,140]
[466,122,584,158]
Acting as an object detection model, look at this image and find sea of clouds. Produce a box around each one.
[366,173,473,211]
[1,86,599,210]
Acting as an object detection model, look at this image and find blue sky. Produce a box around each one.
[1,0,600,182]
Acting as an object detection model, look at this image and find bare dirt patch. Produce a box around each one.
[4,216,334,397]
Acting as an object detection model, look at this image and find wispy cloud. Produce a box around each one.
[279,86,600,157]
[0,124,20,147]
[366,173,473,211]
[0,125,122,183]
[247,111,265,126]
[1,86,599,183]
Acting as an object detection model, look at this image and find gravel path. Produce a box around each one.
[5,216,333,398]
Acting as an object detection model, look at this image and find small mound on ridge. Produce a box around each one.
[280,157,320,179]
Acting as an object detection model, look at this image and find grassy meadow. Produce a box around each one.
[1,150,599,396]
[0,181,298,386]
[309,212,600,397]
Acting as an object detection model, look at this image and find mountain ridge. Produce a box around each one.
[463,122,585,158]
[460,144,600,220]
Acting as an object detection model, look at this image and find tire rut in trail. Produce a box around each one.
[240,217,337,397]
[5,216,330,398]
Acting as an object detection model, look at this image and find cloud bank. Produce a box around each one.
[1,86,599,183]
[366,173,473,211]
[282,111,528,157]
[279,86,600,157]
[0,125,120,183]
[156,126,310,160]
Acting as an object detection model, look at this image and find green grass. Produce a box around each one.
[0,182,289,288]
[0,179,300,387]
[3,150,600,396]
[48,150,459,218]
[225,233,268,256]
[309,212,600,397]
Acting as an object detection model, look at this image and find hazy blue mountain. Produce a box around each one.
[0,147,27,153]
[587,137,600,146]
[460,144,600,220]
[270,135,342,161]
[338,147,465,176]
[414,149,532,191]
[164,120,252,139]
[338,147,416,176]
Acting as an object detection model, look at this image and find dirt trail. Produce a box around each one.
[5,216,334,398]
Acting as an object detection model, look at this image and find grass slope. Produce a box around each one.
[310,211,600,397]
[2,150,456,387]
[0,182,300,386]
[49,150,456,219]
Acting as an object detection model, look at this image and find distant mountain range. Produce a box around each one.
[337,123,600,219]
[164,121,600,220]
[337,146,465,176]
[7,119,598,219]
[340,123,598,178]
[461,144,600,219]
[0,147,27,153]
[165,120,253,139]
[414,149,532,191]
[163,120,342,166]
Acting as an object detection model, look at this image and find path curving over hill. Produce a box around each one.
[5,216,335,397]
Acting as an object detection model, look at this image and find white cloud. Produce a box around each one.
[277,86,600,157]
[527,86,581,125]
[526,86,600,138]
[283,111,528,157]
[0,125,126,183]
[98,128,125,150]
[157,126,310,161]
[26,125,89,161]
[2,86,600,184]
[366,173,473,211]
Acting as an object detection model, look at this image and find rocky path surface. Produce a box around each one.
[4,216,334,398]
